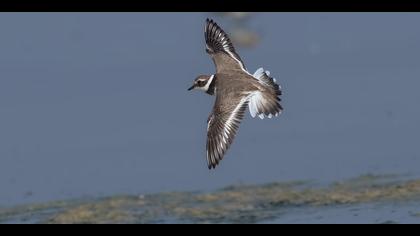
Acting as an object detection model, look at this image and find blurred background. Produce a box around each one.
[1,13,420,208]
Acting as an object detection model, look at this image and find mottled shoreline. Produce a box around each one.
[1,174,420,224]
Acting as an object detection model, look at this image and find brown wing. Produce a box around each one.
[205,18,247,73]
[206,93,249,169]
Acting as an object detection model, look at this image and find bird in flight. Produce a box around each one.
[188,19,283,169]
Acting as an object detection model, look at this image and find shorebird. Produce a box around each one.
[188,19,283,169]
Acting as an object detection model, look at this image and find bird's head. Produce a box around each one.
[188,75,215,94]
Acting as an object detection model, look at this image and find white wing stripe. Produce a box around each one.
[222,97,248,142]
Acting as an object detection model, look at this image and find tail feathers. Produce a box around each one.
[248,92,282,119]
[253,68,282,96]
[248,68,283,119]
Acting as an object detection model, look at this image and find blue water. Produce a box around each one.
[261,202,420,224]
[1,13,420,210]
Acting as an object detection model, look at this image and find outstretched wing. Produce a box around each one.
[206,94,249,169]
[205,18,247,73]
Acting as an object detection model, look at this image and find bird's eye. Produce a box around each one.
[197,80,205,86]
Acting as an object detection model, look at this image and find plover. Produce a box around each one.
[188,19,283,169]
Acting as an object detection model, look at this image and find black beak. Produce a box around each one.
[188,84,195,91]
